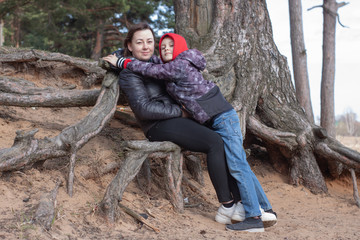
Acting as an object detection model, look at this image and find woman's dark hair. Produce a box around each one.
[123,22,155,57]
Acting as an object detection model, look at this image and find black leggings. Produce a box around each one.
[146,117,240,203]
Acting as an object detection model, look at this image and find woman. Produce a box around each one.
[103,22,241,225]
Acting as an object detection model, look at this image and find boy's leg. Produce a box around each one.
[251,173,272,210]
[212,109,261,218]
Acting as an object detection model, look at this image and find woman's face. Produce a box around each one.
[127,29,155,61]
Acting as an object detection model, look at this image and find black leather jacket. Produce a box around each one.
[118,56,182,134]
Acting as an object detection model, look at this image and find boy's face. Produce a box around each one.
[161,37,174,63]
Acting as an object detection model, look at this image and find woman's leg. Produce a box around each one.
[146,117,234,203]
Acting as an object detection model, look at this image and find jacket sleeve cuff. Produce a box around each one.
[116,57,125,69]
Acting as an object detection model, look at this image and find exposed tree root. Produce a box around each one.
[248,115,360,195]
[0,76,99,107]
[98,140,184,223]
[33,178,62,231]
[0,47,105,87]
[315,142,360,170]
[184,154,204,186]
[0,69,119,198]
[349,169,360,208]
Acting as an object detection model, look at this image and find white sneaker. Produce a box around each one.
[260,207,277,228]
[232,203,277,225]
[215,204,236,224]
[231,202,246,222]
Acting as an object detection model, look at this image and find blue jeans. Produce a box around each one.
[212,109,272,218]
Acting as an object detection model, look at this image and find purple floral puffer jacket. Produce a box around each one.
[126,49,232,124]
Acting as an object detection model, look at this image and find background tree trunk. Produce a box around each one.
[0,18,4,46]
[345,110,356,136]
[91,19,105,60]
[289,0,314,123]
[14,7,20,48]
[320,0,349,177]
[320,0,336,138]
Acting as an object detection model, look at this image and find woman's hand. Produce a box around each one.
[103,54,132,69]
[103,54,118,67]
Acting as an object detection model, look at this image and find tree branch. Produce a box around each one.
[118,202,160,233]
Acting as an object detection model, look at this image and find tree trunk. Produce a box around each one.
[14,7,20,48]
[289,0,314,123]
[173,0,359,193]
[320,0,349,177]
[320,0,336,138]
[91,19,105,60]
[0,18,4,46]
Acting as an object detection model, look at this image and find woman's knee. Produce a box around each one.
[207,133,224,151]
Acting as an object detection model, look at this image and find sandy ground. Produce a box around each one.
[0,77,360,239]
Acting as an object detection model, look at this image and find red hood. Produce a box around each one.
[159,33,188,62]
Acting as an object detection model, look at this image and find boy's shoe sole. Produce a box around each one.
[226,226,265,233]
[231,219,277,228]
[225,218,265,233]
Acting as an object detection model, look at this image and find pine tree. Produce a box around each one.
[0,0,174,59]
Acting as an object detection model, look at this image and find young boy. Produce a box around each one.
[106,33,276,232]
